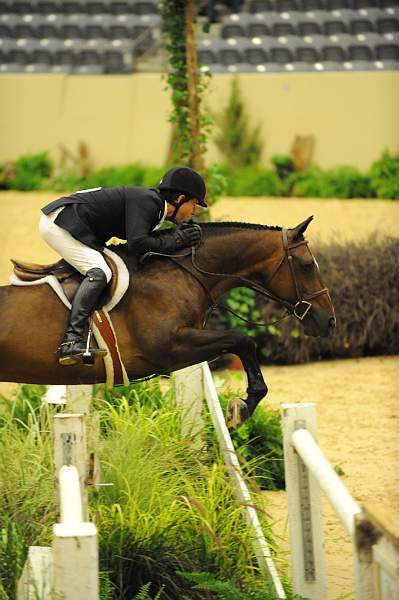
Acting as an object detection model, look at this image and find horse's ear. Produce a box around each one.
[289,215,314,241]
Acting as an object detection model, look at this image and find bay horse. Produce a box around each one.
[0,216,335,426]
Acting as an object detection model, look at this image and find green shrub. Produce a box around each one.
[271,154,294,180]
[211,237,399,364]
[8,152,53,191]
[214,78,263,169]
[287,166,335,198]
[251,236,399,364]
[228,167,282,196]
[369,149,399,199]
[327,166,373,198]
[214,391,285,490]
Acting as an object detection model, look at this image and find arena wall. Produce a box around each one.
[1,71,398,170]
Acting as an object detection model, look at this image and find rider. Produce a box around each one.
[39,166,206,366]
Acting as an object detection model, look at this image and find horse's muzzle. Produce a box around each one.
[303,307,336,338]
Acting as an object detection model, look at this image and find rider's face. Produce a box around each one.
[173,196,197,222]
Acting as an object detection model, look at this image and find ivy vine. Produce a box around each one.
[159,1,210,166]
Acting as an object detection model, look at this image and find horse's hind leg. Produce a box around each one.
[173,327,268,427]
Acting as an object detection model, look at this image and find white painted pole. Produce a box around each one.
[174,365,205,445]
[59,465,84,525]
[53,413,88,520]
[202,362,286,599]
[53,465,99,600]
[282,403,328,600]
[292,428,361,538]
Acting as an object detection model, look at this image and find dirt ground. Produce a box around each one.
[217,356,399,600]
[1,192,398,598]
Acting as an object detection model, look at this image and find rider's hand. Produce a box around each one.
[173,223,202,248]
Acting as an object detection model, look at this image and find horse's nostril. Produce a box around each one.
[329,317,336,328]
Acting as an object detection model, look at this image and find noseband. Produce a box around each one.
[280,228,330,321]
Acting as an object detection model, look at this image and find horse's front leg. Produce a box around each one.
[173,327,268,427]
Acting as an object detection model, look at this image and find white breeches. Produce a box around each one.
[39,207,112,283]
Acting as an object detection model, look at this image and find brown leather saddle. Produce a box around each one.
[11,254,118,306]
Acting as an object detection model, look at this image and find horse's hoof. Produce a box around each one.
[226,398,249,429]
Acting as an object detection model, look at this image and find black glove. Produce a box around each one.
[173,223,202,248]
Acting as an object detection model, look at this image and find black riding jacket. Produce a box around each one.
[42,186,179,256]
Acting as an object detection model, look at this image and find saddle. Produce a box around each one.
[10,253,118,306]
[9,248,131,387]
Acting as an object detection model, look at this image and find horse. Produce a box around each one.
[0,215,335,427]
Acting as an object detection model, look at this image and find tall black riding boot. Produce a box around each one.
[58,267,108,366]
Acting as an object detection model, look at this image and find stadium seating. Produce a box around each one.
[1,0,398,74]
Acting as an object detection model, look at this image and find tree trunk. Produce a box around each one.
[184,0,204,171]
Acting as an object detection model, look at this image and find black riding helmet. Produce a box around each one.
[158,166,207,208]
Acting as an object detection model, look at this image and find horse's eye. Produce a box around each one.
[301,262,314,273]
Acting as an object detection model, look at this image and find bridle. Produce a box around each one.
[141,227,331,327]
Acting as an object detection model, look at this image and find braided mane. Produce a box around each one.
[199,221,282,232]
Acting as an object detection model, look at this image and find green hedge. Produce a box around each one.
[1,149,398,198]
[213,236,399,364]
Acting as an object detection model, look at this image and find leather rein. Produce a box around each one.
[141,227,330,329]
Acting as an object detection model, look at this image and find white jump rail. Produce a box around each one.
[175,363,286,599]
[53,465,99,600]
[282,402,399,600]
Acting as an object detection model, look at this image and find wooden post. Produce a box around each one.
[281,403,328,600]
[53,413,88,520]
[174,365,205,445]
[16,546,53,600]
[363,504,399,599]
[184,0,204,171]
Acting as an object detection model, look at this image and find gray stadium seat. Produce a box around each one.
[350,18,375,33]
[73,49,104,73]
[298,0,326,9]
[37,1,63,14]
[275,0,299,10]
[375,42,399,58]
[269,45,294,62]
[326,0,350,9]
[198,47,218,65]
[272,21,298,36]
[244,44,268,63]
[132,1,158,15]
[377,17,399,32]
[37,22,61,37]
[0,23,12,38]
[221,22,246,38]
[85,0,110,14]
[353,0,379,8]
[321,44,347,60]
[14,23,38,38]
[103,49,128,72]
[12,0,37,14]
[295,44,320,61]
[62,1,86,14]
[248,0,274,12]
[84,23,108,39]
[348,43,374,59]
[297,20,323,35]
[247,21,271,37]
[323,19,348,34]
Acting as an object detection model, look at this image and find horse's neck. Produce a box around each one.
[199,228,280,298]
